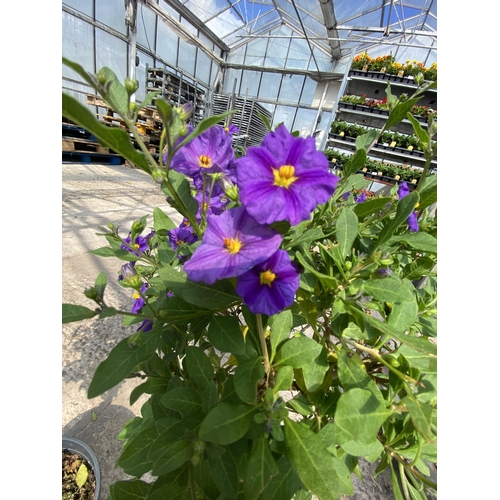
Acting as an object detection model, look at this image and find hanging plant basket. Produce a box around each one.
[62,436,101,500]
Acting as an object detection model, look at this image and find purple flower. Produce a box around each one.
[236,125,339,226]
[407,211,419,232]
[168,226,198,251]
[397,182,419,232]
[342,192,351,201]
[183,206,283,285]
[120,233,149,256]
[224,124,240,135]
[170,125,235,177]
[355,191,367,203]
[236,250,300,316]
[137,319,153,332]
[131,283,148,314]
[194,192,229,219]
[397,182,410,199]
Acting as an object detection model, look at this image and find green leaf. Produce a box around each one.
[403,396,434,442]
[161,387,203,416]
[209,451,240,497]
[353,197,392,219]
[403,257,435,280]
[202,381,219,415]
[285,227,325,249]
[87,327,161,398]
[175,111,236,152]
[337,349,385,403]
[301,348,329,393]
[417,176,437,210]
[386,97,421,129]
[184,346,214,390]
[90,246,140,261]
[258,111,272,131]
[199,403,257,445]
[118,425,157,476]
[261,456,302,500]
[273,366,294,393]
[151,439,192,476]
[268,310,293,362]
[207,315,246,355]
[334,388,392,452]
[335,207,358,259]
[163,170,199,217]
[343,148,367,178]
[363,277,415,302]
[284,419,353,500]
[234,356,265,404]
[62,304,98,324]
[160,296,209,323]
[62,93,150,172]
[294,251,338,288]
[75,463,88,487]
[345,305,437,357]
[153,207,177,232]
[274,336,322,369]
[155,98,173,128]
[355,129,379,152]
[94,272,107,298]
[159,265,239,310]
[243,435,279,500]
[99,307,118,319]
[377,191,420,248]
[109,479,152,500]
[389,232,437,253]
[406,113,430,151]
[388,300,418,333]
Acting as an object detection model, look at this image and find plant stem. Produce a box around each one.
[256,314,271,382]
[349,340,424,387]
[385,444,437,490]
[188,463,197,500]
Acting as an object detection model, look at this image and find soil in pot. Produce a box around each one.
[62,449,97,500]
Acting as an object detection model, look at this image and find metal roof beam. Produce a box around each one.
[319,0,342,60]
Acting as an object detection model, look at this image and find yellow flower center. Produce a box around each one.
[223,237,242,254]
[134,243,140,250]
[260,270,276,286]
[272,165,298,188]
[178,239,184,245]
[199,154,212,168]
[133,291,140,299]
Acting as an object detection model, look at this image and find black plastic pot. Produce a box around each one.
[62,436,101,500]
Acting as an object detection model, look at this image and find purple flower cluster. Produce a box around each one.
[164,124,339,316]
[397,182,419,232]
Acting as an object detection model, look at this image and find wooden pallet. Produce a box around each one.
[62,137,111,155]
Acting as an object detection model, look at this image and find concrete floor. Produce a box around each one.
[62,161,406,500]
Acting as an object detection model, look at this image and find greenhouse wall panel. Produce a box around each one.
[96,0,126,34]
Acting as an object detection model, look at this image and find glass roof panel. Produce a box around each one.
[179,0,437,68]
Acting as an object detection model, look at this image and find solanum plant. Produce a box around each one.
[62,57,437,500]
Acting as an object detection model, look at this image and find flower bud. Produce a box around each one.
[176,102,193,121]
[84,287,99,301]
[120,263,142,289]
[129,101,138,112]
[373,268,392,278]
[151,169,164,184]
[96,70,107,85]
[131,219,145,235]
[107,222,115,230]
[125,78,139,95]
[414,72,424,86]
[344,261,353,270]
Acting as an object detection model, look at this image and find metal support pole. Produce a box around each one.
[125,0,138,102]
